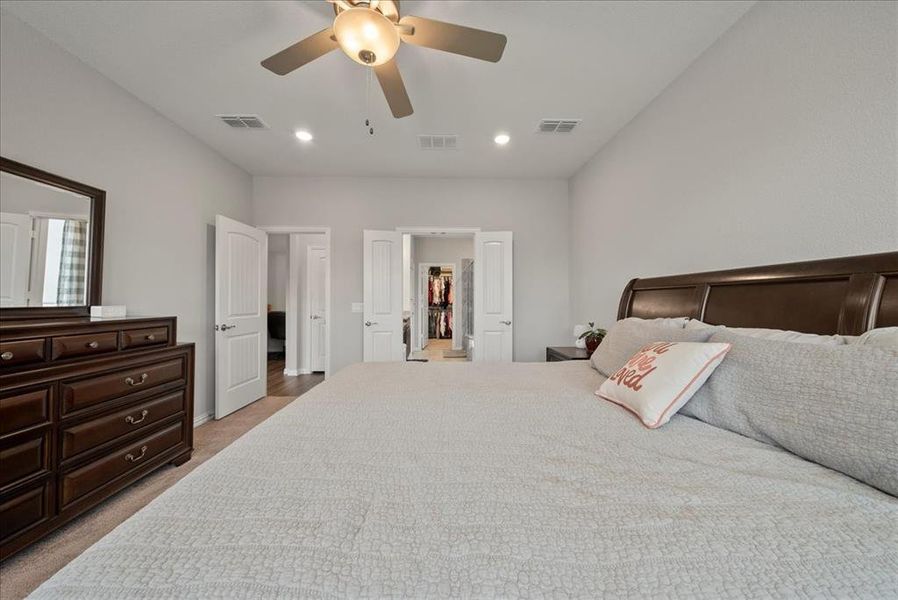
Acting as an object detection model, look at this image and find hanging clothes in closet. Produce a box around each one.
[428,266,453,339]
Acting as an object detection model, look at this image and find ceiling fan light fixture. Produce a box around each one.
[295,129,314,142]
[333,7,400,66]
[494,133,510,146]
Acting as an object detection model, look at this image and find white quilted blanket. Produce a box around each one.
[31,362,898,599]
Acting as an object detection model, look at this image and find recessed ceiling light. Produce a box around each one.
[494,133,510,145]
[295,130,314,142]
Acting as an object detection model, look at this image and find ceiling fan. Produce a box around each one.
[261,0,507,118]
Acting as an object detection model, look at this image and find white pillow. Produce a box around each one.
[684,320,845,345]
[596,341,731,429]
[591,319,714,376]
[844,327,898,349]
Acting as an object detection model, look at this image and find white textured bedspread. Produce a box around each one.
[31,362,898,599]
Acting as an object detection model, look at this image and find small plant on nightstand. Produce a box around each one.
[578,322,607,355]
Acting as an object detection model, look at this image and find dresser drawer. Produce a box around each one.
[0,433,50,490]
[120,326,169,350]
[50,331,118,361]
[0,338,46,368]
[0,482,52,546]
[60,357,186,416]
[61,390,186,460]
[60,422,184,508]
[0,387,52,435]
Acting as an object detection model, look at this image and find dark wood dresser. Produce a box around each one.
[0,316,194,560]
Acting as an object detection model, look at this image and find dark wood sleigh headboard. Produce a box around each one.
[618,252,898,335]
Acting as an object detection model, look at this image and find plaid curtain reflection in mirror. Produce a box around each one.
[57,219,87,305]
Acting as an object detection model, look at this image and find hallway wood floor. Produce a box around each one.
[267,358,324,396]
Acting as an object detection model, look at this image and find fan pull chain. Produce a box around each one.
[365,68,375,136]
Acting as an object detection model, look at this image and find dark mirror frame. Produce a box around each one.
[0,156,105,320]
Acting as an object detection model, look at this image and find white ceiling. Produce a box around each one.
[2,1,753,178]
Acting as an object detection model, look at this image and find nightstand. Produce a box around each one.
[546,346,591,361]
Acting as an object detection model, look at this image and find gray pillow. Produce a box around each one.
[590,318,714,376]
[681,330,898,496]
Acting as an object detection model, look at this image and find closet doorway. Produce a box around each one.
[417,263,460,360]
[405,233,473,362]
[362,228,513,363]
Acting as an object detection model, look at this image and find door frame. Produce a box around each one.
[417,262,461,351]
[258,226,332,379]
[397,227,479,355]
[305,245,327,373]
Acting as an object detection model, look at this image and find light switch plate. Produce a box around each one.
[351,302,364,313]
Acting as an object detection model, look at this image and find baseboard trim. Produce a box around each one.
[193,413,213,428]
[299,368,312,375]
[284,368,300,376]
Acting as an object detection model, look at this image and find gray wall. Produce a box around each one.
[1,12,253,421]
[1,172,91,218]
[413,237,474,266]
[253,176,571,372]
[569,1,898,329]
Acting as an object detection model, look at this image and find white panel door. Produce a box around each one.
[0,212,32,307]
[363,230,404,362]
[215,215,267,419]
[473,231,513,362]
[308,246,327,372]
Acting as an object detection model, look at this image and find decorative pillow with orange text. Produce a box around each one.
[596,341,731,429]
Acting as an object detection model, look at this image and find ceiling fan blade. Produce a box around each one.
[326,0,353,10]
[374,58,413,118]
[261,28,339,75]
[399,16,506,62]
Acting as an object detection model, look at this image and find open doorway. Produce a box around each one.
[406,234,473,362]
[263,229,330,396]
[362,228,513,363]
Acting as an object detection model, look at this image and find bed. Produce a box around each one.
[30,252,898,598]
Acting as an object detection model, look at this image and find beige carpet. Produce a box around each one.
[0,395,308,600]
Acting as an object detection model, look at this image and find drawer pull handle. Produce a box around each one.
[125,409,149,425]
[87,341,100,349]
[125,373,149,387]
[146,334,156,341]
[125,445,148,462]
[0,351,13,361]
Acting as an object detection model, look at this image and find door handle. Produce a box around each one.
[216,324,236,331]
[125,409,149,425]
[500,320,512,325]
[125,373,149,387]
[125,445,148,463]
[365,321,378,327]
[311,314,321,320]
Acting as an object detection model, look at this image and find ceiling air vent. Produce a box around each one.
[537,119,581,133]
[217,114,269,129]
[418,134,458,150]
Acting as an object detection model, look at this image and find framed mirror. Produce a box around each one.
[0,157,105,319]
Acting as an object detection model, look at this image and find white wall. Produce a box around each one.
[570,1,898,328]
[1,172,92,218]
[253,177,570,372]
[413,236,475,266]
[0,12,253,421]
[267,235,288,353]
[267,235,288,312]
